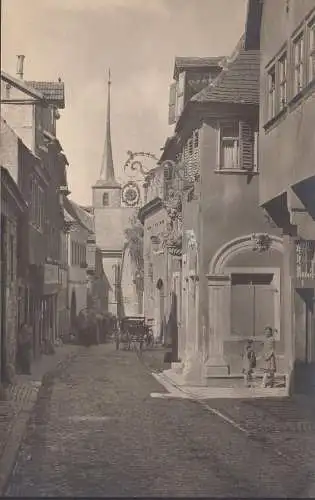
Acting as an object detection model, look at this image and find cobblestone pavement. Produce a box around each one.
[4,344,314,497]
[139,345,171,372]
[0,344,79,469]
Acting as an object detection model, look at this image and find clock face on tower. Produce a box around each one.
[122,181,140,207]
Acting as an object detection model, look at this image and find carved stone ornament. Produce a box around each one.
[251,233,272,253]
[185,229,198,250]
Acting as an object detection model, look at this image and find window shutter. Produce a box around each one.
[254,131,259,171]
[168,82,177,125]
[216,123,221,169]
[239,121,254,171]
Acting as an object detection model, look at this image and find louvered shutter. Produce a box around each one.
[168,82,177,125]
[239,121,254,171]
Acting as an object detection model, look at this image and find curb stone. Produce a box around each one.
[0,349,78,496]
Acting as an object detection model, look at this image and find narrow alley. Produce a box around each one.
[5,345,314,498]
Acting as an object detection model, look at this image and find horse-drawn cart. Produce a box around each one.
[118,316,146,351]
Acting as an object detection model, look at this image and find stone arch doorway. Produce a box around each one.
[70,290,77,332]
[156,278,165,344]
[206,233,284,373]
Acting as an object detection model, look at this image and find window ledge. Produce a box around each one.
[214,168,259,175]
[288,80,315,109]
[263,107,287,132]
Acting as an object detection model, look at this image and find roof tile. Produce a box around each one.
[174,56,224,79]
[191,49,260,105]
[25,80,65,108]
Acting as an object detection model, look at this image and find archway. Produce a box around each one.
[209,233,284,275]
[207,233,284,372]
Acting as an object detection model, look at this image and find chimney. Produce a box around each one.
[16,55,25,79]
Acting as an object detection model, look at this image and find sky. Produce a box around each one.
[2,0,247,205]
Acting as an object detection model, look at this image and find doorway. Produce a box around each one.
[230,272,279,337]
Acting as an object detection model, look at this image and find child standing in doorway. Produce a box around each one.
[243,339,256,387]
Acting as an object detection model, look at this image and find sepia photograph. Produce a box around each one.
[0,0,315,497]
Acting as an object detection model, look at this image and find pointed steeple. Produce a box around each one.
[97,69,120,187]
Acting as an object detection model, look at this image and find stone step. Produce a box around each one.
[205,373,286,388]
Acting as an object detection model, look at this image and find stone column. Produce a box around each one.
[206,274,231,376]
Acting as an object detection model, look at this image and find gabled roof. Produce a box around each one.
[173,56,224,79]
[65,197,94,233]
[26,80,65,108]
[190,48,260,106]
[1,70,44,100]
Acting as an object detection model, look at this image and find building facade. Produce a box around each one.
[147,42,286,388]
[245,0,315,393]
[63,198,90,330]
[139,166,170,342]
[1,167,27,386]
[1,56,69,355]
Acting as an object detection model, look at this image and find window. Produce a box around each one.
[217,122,256,171]
[267,65,276,119]
[102,192,109,206]
[219,122,240,169]
[293,33,305,95]
[296,239,315,279]
[279,52,287,109]
[308,18,315,83]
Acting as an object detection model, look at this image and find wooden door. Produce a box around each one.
[231,273,277,337]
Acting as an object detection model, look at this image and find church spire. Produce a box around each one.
[98,69,119,186]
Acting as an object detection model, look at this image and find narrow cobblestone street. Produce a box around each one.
[4,344,314,497]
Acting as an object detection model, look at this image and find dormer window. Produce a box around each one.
[102,193,109,206]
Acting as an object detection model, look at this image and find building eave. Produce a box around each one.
[1,71,46,101]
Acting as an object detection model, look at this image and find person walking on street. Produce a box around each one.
[242,339,256,387]
[261,326,277,388]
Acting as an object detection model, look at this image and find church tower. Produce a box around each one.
[92,71,135,317]
[92,70,121,208]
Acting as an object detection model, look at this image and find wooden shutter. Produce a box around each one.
[168,82,177,125]
[254,284,276,336]
[231,284,254,337]
[239,121,254,171]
